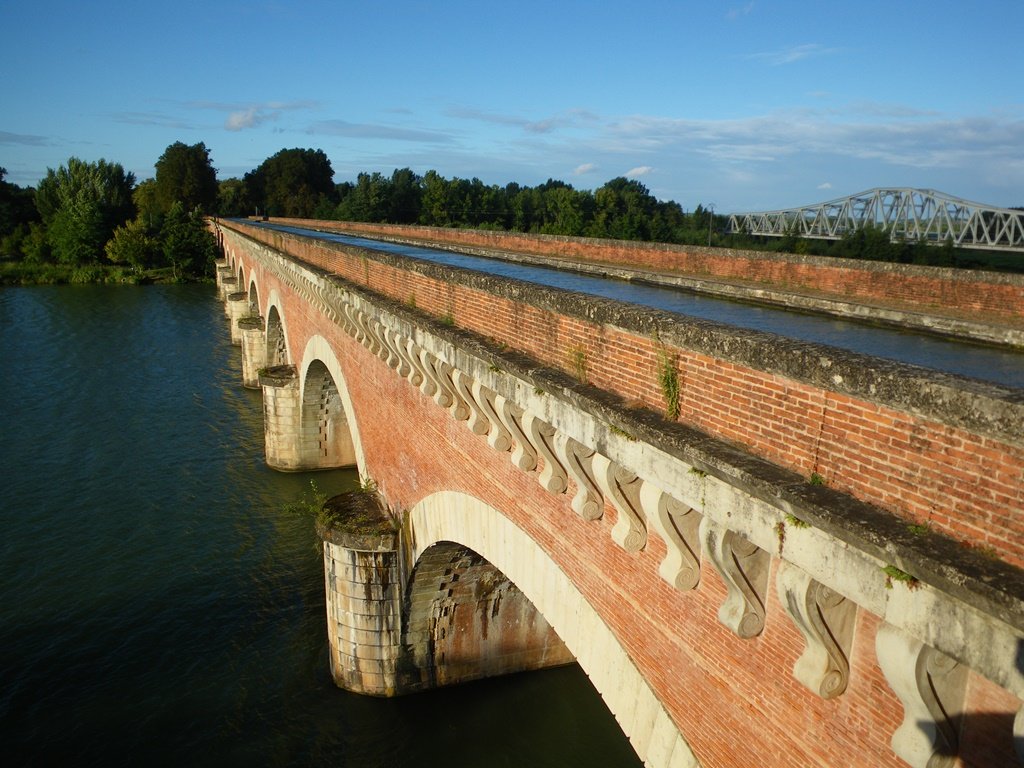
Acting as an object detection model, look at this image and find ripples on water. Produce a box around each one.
[0,286,641,768]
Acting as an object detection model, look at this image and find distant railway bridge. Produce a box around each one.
[727,188,1024,253]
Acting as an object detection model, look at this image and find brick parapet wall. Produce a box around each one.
[222,219,1024,569]
[272,217,1024,324]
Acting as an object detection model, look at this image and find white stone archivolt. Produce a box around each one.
[299,335,366,475]
[408,491,700,768]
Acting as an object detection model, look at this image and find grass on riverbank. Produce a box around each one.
[0,262,205,286]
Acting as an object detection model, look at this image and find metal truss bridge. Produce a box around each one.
[727,188,1024,252]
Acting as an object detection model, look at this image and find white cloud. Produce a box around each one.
[185,100,316,132]
[308,120,453,143]
[573,163,597,175]
[747,43,838,66]
[226,107,268,131]
[446,106,598,134]
[626,165,653,177]
[0,129,49,146]
[726,2,755,20]
[817,182,833,190]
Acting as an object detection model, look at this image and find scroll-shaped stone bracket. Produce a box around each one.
[1014,705,1024,764]
[700,517,769,638]
[523,412,567,494]
[387,329,413,379]
[875,622,967,768]
[452,369,489,435]
[592,454,646,552]
[395,336,423,387]
[553,433,603,520]
[472,382,512,452]
[357,312,379,354]
[433,360,470,421]
[405,340,435,397]
[344,305,365,343]
[418,350,451,407]
[640,484,701,590]
[498,399,537,471]
[776,561,856,698]
[372,321,397,366]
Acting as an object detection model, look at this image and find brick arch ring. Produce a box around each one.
[407,490,699,768]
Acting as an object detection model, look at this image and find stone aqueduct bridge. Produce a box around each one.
[212,218,1024,768]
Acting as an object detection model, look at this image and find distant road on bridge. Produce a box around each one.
[727,188,1024,253]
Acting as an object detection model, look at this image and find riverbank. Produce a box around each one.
[0,261,209,285]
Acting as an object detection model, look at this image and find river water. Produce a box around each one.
[0,285,641,768]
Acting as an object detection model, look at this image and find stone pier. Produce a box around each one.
[319,491,573,696]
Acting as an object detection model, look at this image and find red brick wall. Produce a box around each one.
[274,218,1024,323]
[228,242,1021,767]
[225,221,1024,569]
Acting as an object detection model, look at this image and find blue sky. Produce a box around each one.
[2,0,1022,212]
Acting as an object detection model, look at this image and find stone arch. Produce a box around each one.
[265,298,289,367]
[298,335,365,473]
[247,278,261,317]
[407,491,699,768]
[401,540,572,690]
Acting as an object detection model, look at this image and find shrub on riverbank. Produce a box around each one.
[0,262,194,286]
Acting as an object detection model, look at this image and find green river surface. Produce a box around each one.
[0,284,642,768]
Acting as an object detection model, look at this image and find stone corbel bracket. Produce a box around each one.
[777,561,856,698]
[875,622,967,768]
[700,517,770,639]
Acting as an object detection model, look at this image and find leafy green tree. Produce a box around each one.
[244,148,337,217]
[154,141,218,214]
[133,178,162,231]
[388,167,421,224]
[0,167,39,239]
[160,202,216,279]
[35,157,135,264]
[105,217,161,272]
[589,177,658,240]
[216,178,250,217]
[336,172,389,222]
[419,170,451,226]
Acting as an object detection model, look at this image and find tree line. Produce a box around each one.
[0,142,219,282]
[2,143,1016,281]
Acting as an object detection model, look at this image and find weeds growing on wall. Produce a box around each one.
[657,347,680,421]
[568,345,588,383]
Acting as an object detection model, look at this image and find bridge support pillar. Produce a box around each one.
[238,316,266,389]
[320,492,403,696]
[259,365,303,470]
[215,262,230,290]
[318,491,572,697]
[219,277,238,310]
[225,292,249,345]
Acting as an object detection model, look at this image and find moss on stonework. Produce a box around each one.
[317,491,397,549]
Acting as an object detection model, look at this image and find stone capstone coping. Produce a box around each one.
[257,363,296,387]
[340,231,1024,349]
[316,491,397,552]
[262,228,1024,447]
[277,217,1024,290]
[238,315,265,331]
